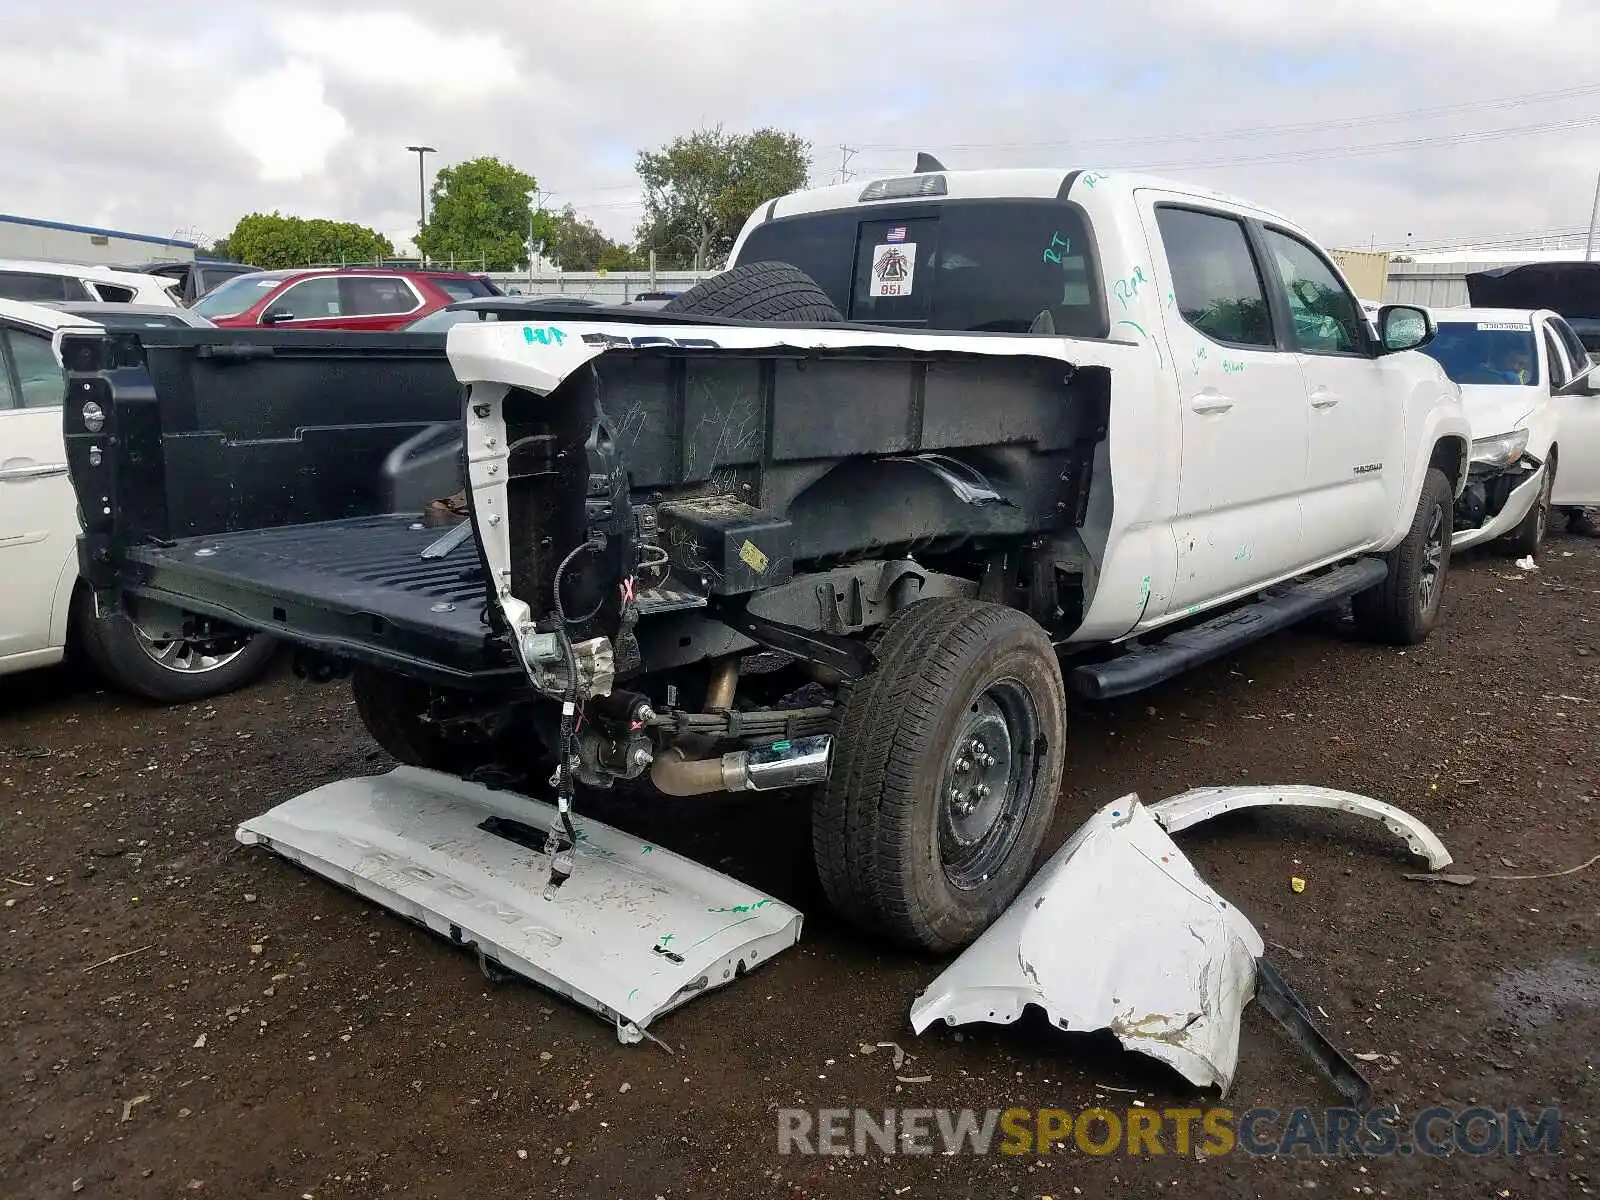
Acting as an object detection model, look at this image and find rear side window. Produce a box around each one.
[344,277,420,315]
[736,200,1105,336]
[0,271,82,302]
[86,282,136,303]
[1155,208,1274,348]
[436,278,496,301]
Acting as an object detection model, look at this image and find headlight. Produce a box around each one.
[1470,429,1529,469]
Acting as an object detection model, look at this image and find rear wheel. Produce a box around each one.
[1351,467,1453,645]
[663,262,842,322]
[73,590,277,703]
[813,598,1067,953]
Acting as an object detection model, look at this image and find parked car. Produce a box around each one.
[123,258,262,305]
[64,163,1469,950]
[191,267,502,331]
[0,259,181,306]
[0,297,276,700]
[1415,306,1600,555]
[1466,261,1600,357]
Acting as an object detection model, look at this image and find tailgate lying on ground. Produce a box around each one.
[237,765,802,1045]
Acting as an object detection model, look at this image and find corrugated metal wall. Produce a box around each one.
[1382,260,1518,309]
[0,219,196,267]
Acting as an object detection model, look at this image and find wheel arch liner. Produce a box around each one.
[236,765,802,1043]
[1149,784,1453,870]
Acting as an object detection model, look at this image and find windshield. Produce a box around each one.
[735,199,1104,336]
[192,274,283,318]
[1418,321,1540,386]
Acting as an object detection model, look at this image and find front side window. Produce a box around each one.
[1417,321,1540,387]
[1155,207,1274,348]
[4,329,67,408]
[1551,316,1594,372]
[1261,228,1365,355]
[268,277,343,320]
[1543,328,1569,387]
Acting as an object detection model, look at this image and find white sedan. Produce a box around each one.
[0,298,277,700]
[1415,306,1600,555]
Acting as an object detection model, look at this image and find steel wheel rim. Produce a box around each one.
[1418,505,1445,618]
[938,678,1041,890]
[132,625,251,675]
[1536,470,1552,545]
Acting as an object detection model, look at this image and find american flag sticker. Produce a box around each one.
[886,226,907,242]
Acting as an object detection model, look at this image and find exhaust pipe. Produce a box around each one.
[651,735,833,797]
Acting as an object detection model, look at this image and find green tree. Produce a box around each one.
[223,213,394,269]
[547,205,642,272]
[415,156,556,270]
[634,126,810,270]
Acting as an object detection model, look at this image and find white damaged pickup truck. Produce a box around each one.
[66,163,1470,967]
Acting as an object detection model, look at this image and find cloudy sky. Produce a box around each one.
[2,0,1596,258]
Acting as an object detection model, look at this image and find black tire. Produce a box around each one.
[1503,456,1554,559]
[663,262,843,322]
[813,598,1067,953]
[349,666,554,782]
[72,590,277,703]
[1351,467,1453,646]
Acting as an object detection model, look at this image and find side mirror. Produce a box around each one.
[1377,304,1433,353]
[260,307,295,325]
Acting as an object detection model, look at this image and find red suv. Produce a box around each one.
[192,267,502,331]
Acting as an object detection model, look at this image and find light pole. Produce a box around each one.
[406,145,435,263]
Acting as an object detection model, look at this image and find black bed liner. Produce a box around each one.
[123,516,520,687]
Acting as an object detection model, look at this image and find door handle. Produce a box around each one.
[1309,389,1339,410]
[1190,396,1234,415]
[0,462,68,481]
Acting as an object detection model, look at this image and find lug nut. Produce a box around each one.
[954,757,971,774]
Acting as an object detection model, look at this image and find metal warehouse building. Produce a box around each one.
[0,214,197,267]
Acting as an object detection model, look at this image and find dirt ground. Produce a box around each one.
[3,534,1597,1200]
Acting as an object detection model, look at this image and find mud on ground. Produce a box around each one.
[2,536,1597,1199]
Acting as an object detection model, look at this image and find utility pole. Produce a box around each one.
[838,145,858,184]
[406,145,436,264]
[527,188,553,290]
[1586,170,1600,262]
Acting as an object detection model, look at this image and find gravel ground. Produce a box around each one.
[2,535,1597,1199]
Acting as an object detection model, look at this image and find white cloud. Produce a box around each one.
[220,61,350,181]
[273,11,520,97]
[0,0,1594,258]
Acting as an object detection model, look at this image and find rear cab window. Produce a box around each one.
[734,200,1105,336]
